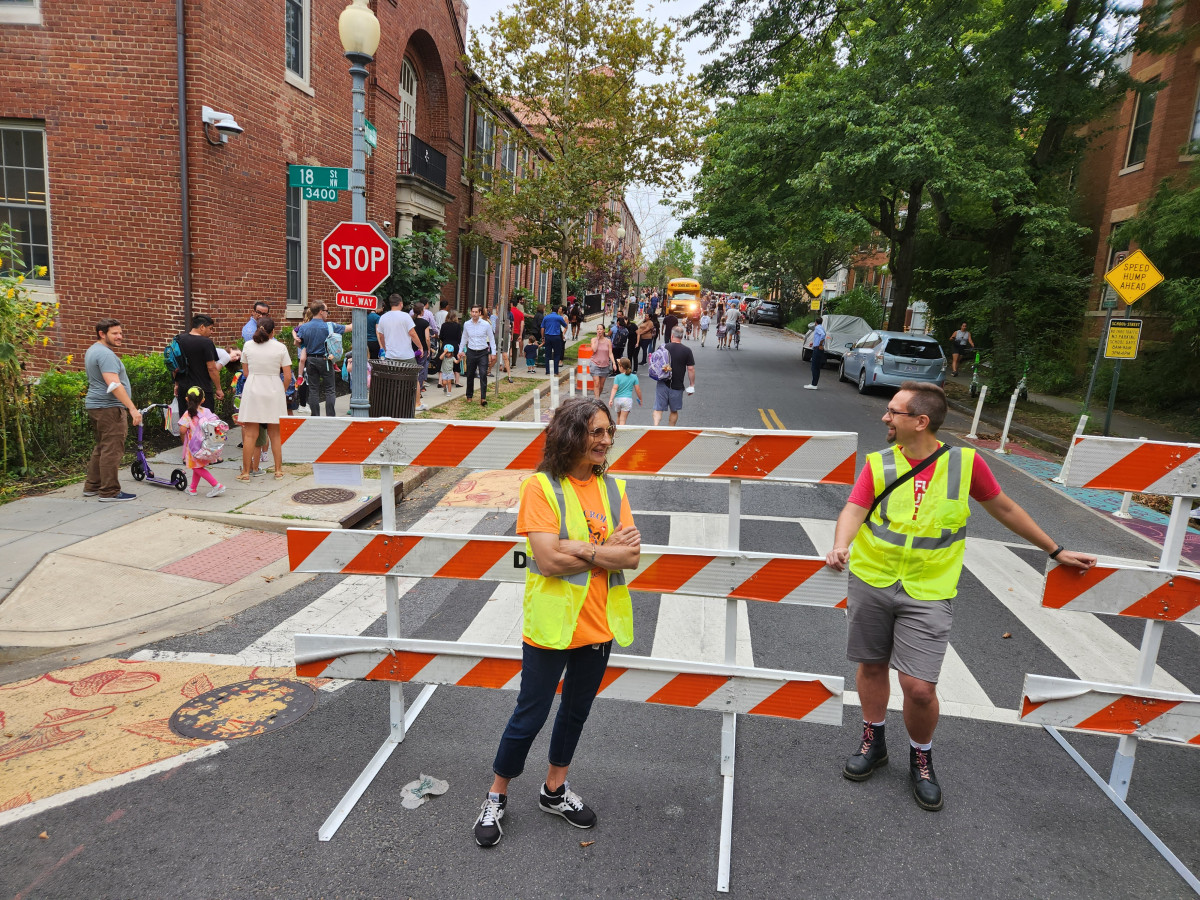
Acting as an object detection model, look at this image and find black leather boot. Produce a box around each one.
[843,722,888,781]
[910,746,943,811]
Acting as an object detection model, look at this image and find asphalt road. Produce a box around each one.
[4,324,1198,899]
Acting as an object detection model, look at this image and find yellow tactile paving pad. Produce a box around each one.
[0,658,314,813]
[438,469,532,508]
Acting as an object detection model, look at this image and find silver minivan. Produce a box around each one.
[838,331,946,394]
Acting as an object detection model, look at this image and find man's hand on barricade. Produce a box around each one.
[825,547,850,571]
[1053,549,1098,570]
[605,525,641,548]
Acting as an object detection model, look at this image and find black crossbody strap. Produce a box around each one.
[867,444,950,521]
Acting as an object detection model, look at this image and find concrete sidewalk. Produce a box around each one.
[1027,391,1198,443]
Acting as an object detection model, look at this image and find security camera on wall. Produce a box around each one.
[201,105,243,144]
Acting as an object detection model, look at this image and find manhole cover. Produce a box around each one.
[292,487,357,505]
[169,677,317,741]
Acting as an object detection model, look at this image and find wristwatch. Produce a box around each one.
[1049,545,1064,559]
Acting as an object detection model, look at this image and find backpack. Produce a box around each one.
[183,408,229,465]
[612,325,628,355]
[648,345,672,383]
[163,336,185,375]
[325,322,345,363]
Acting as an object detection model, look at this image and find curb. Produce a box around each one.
[946,397,1069,455]
[496,371,574,422]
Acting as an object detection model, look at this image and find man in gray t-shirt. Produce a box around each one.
[83,319,142,501]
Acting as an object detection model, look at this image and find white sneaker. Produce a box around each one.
[416,404,428,412]
[207,484,226,498]
[803,384,818,390]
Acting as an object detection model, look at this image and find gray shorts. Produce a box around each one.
[592,364,613,378]
[845,572,953,684]
[654,380,683,411]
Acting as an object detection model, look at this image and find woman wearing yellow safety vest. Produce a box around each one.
[474,397,640,848]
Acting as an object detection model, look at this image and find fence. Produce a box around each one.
[281,416,856,892]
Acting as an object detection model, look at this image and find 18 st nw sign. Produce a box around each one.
[321,222,392,295]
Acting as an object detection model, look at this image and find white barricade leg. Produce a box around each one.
[1052,414,1087,484]
[533,385,541,423]
[1108,495,1189,800]
[997,387,1019,453]
[966,384,988,440]
[717,479,742,893]
[317,464,437,842]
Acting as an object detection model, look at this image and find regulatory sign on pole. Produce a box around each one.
[335,292,379,310]
[1103,249,1163,305]
[321,222,392,295]
[1104,318,1142,360]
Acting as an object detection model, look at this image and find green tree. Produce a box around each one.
[698,237,742,292]
[467,0,706,309]
[375,229,453,307]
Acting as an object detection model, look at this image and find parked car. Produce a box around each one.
[751,299,783,326]
[838,330,947,394]
[744,297,761,320]
[802,314,873,364]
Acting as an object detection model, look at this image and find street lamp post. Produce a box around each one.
[339,0,380,418]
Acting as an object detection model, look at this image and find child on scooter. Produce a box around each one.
[179,387,228,497]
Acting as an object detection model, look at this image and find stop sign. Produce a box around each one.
[321,222,392,294]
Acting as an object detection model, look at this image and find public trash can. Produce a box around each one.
[369,359,421,418]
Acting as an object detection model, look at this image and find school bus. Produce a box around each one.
[665,278,702,317]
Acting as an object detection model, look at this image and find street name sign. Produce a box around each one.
[289,165,349,190]
[1103,249,1163,305]
[321,222,392,295]
[1104,318,1142,360]
[335,292,379,310]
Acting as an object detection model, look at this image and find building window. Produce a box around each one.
[474,112,495,183]
[493,244,506,307]
[1125,80,1158,168]
[399,59,418,137]
[285,0,309,84]
[539,268,549,304]
[1,124,52,282]
[0,0,41,25]
[286,184,305,313]
[469,246,489,308]
[501,133,518,191]
[1189,81,1200,147]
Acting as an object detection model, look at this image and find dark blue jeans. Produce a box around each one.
[544,335,564,374]
[811,347,826,386]
[492,640,612,779]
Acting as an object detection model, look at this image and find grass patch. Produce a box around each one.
[418,377,544,421]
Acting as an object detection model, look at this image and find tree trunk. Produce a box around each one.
[985,229,1020,394]
[885,183,924,332]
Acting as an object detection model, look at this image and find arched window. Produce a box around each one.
[399,59,418,138]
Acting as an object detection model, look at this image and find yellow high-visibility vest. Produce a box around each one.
[522,472,634,649]
[849,445,975,601]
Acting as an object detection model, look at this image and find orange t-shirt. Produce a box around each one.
[517,474,635,649]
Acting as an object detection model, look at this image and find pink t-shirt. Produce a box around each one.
[848,444,1001,519]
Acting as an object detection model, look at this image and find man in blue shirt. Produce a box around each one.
[367,300,382,360]
[540,305,568,375]
[296,301,352,416]
[806,316,827,390]
[241,302,270,342]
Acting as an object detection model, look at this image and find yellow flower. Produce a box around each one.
[42,337,49,346]
[38,266,48,277]
[48,319,54,327]
[35,318,44,328]
[17,274,24,283]
[6,289,14,300]
[66,354,74,364]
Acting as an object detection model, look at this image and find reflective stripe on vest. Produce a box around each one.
[849,445,974,601]
[522,472,635,648]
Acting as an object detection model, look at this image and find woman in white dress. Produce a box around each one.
[237,316,293,481]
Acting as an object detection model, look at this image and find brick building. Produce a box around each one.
[1074,0,1200,342]
[0,0,603,361]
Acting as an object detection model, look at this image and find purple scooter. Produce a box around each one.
[130,403,187,491]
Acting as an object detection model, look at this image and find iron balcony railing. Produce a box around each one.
[398,128,447,190]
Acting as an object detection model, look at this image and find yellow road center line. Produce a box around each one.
[758,408,773,429]
[768,409,785,430]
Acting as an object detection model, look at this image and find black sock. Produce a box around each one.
[544,782,564,796]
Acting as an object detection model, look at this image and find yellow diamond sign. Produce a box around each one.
[1103,249,1163,305]
[806,277,825,298]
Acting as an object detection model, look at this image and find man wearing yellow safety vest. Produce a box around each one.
[474,397,641,847]
[825,382,1096,811]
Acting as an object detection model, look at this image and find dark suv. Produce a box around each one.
[751,299,783,327]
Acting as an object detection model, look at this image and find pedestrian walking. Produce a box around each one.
[236,316,292,481]
[699,311,711,347]
[607,357,641,424]
[634,313,655,371]
[805,316,826,389]
[439,310,465,388]
[824,383,1096,811]
[179,387,227,497]
[241,301,270,343]
[589,325,614,400]
[460,304,496,406]
[524,334,541,374]
[296,301,352,416]
[651,326,695,426]
[950,322,974,376]
[567,299,582,341]
[411,300,433,411]
[541,305,567,375]
[438,343,457,394]
[174,314,223,413]
[83,318,142,501]
[472,397,640,848]
[367,299,382,361]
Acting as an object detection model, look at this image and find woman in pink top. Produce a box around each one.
[589,325,614,401]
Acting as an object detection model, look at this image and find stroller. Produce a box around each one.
[130,404,188,491]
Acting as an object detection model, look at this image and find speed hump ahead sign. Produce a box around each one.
[1104,318,1142,359]
[1103,249,1163,305]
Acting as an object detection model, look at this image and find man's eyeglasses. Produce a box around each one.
[587,426,617,440]
[883,408,919,419]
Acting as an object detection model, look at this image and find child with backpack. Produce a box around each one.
[179,386,228,497]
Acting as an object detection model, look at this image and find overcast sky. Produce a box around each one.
[464,0,716,257]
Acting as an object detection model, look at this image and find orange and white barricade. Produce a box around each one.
[576,341,594,393]
[1020,436,1200,799]
[280,417,855,890]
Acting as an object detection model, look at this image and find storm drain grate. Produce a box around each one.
[291,487,357,505]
